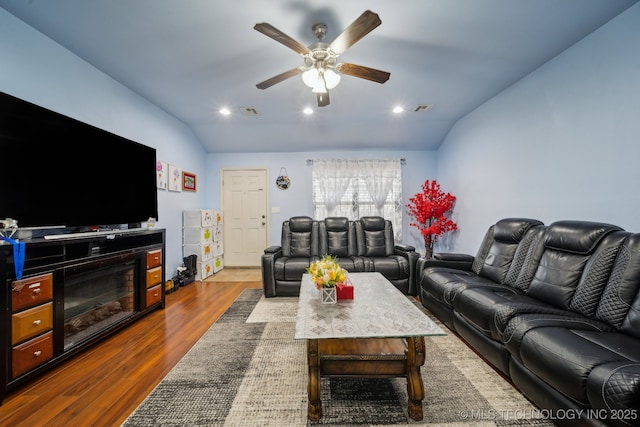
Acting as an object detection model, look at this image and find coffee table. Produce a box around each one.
[294,272,445,421]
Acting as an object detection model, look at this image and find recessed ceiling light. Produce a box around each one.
[392,106,404,114]
[219,107,231,115]
[303,107,313,115]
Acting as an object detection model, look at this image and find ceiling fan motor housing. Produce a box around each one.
[312,23,327,41]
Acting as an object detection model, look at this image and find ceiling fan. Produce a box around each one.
[254,10,390,107]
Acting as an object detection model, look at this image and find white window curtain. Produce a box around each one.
[312,159,355,216]
[312,159,403,241]
[361,159,399,216]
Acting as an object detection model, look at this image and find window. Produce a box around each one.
[311,159,403,241]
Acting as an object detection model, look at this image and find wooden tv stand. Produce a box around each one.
[0,228,165,405]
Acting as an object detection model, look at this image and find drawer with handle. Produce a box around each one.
[12,302,53,345]
[12,331,53,378]
[11,273,53,312]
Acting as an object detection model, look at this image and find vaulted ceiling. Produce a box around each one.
[1,0,637,153]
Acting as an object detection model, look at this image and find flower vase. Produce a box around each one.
[321,287,337,304]
[424,237,434,260]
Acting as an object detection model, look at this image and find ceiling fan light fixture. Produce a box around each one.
[303,67,340,93]
[311,75,327,94]
[302,68,319,88]
[323,69,341,89]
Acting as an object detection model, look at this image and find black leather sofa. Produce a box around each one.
[262,216,419,297]
[417,218,640,427]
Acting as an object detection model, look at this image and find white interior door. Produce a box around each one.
[221,168,268,267]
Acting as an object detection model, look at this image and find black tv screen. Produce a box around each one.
[0,91,158,231]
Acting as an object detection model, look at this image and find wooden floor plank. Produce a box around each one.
[0,280,262,427]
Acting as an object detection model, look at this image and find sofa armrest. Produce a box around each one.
[588,362,640,426]
[416,253,475,273]
[394,245,420,295]
[433,252,475,262]
[395,243,416,252]
[261,246,282,297]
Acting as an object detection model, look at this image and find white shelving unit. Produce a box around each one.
[182,209,223,280]
[211,210,224,273]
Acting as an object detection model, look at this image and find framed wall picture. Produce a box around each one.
[182,171,196,192]
[156,160,168,190]
[168,164,182,192]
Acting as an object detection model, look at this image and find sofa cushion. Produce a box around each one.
[499,312,615,360]
[519,327,632,405]
[526,222,624,310]
[479,219,544,284]
[543,220,622,254]
[357,216,394,257]
[322,217,351,257]
[364,231,386,257]
[366,255,410,280]
[452,287,524,337]
[592,234,640,339]
[285,216,316,258]
[274,257,311,281]
[471,225,495,275]
[422,267,504,309]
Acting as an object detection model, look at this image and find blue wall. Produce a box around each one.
[437,3,640,254]
[0,9,208,275]
[2,4,640,275]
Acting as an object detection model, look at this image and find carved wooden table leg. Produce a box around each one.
[406,336,426,421]
[306,339,322,421]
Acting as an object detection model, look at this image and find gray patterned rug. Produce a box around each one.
[122,289,555,426]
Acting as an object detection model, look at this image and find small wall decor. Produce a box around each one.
[156,161,168,190]
[182,171,197,192]
[276,167,290,190]
[168,164,182,192]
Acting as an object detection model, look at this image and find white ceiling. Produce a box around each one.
[1,0,637,153]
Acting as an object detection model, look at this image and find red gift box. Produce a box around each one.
[336,281,354,300]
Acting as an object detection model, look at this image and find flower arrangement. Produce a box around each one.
[406,179,458,259]
[307,255,348,289]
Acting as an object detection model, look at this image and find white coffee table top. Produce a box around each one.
[294,272,446,340]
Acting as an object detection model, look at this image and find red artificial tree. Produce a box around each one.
[406,180,458,259]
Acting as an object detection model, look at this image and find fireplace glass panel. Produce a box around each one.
[64,261,136,350]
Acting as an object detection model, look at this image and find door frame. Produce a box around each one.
[220,167,269,267]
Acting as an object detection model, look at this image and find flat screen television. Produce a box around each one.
[0,91,158,234]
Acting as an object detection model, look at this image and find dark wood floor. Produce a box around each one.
[0,279,262,427]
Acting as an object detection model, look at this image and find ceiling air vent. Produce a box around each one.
[240,107,259,116]
[414,104,433,113]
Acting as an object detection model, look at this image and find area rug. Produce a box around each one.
[122,289,556,426]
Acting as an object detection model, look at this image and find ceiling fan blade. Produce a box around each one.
[317,92,330,107]
[336,63,390,84]
[256,67,304,90]
[329,10,381,56]
[254,23,311,56]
